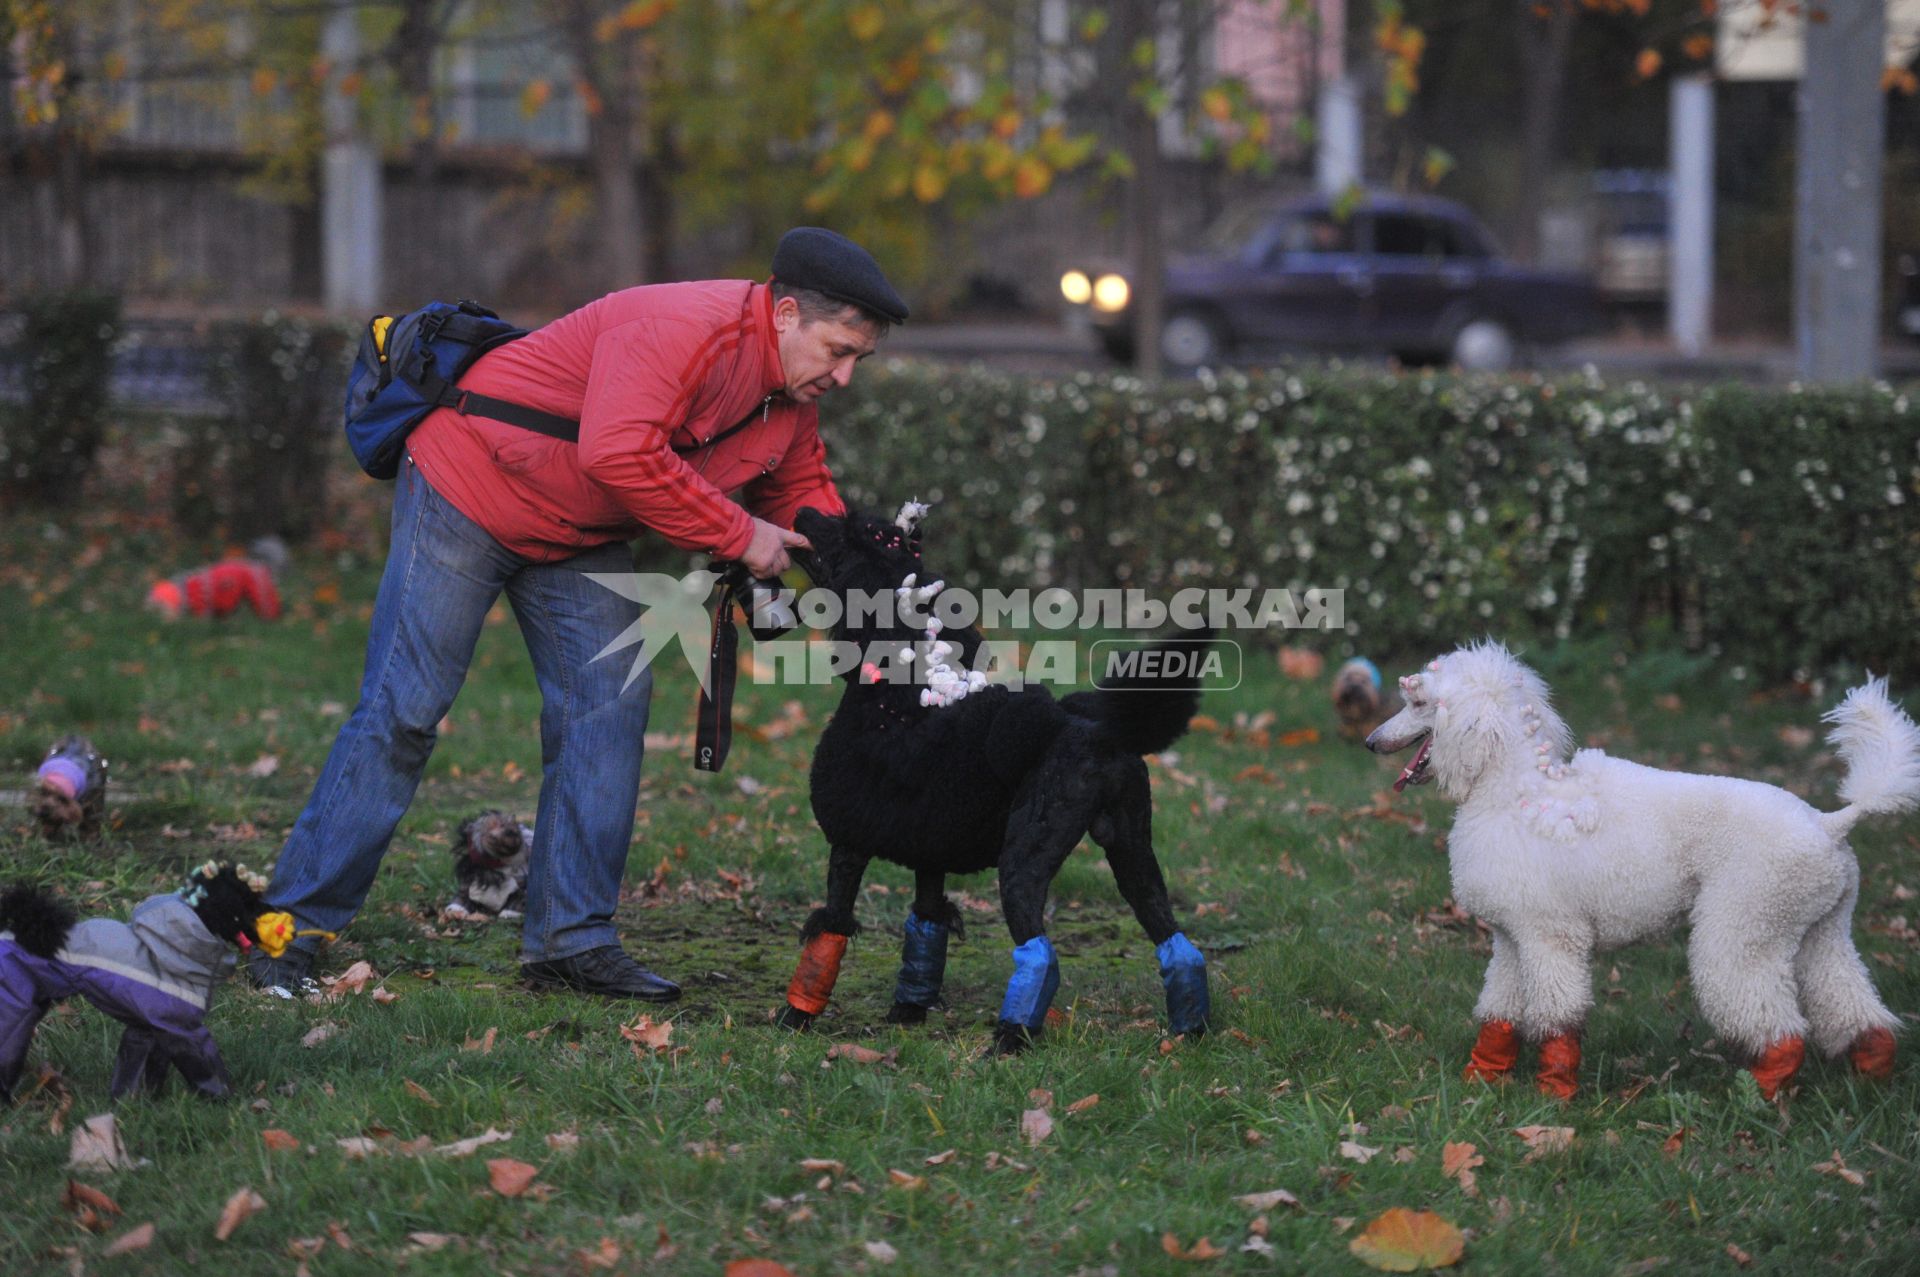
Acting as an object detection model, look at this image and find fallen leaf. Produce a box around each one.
[300,1022,339,1049]
[1339,1140,1382,1164]
[406,1232,456,1252]
[887,1169,927,1191]
[69,1114,146,1171]
[1662,1127,1690,1158]
[1028,1087,1054,1109]
[436,1127,513,1158]
[1279,647,1326,680]
[620,1014,674,1055]
[1392,1146,1417,1164]
[404,1078,438,1106]
[1812,1150,1866,1187]
[261,1129,300,1152]
[463,1027,498,1054]
[321,961,379,999]
[1727,1242,1753,1267]
[863,1239,899,1264]
[1242,1235,1276,1256]
[487,1158,541,1197]
[327,1221,354,1251]
[575,1236,623,1270]
[1161,1232,1227,1261]
[287,1238,326,1259]
[371,986,399,1004]
[61,1179,121,1231]
[1513,1125,1576,1163]
[547,1131,581,1153]
[102,1222,155,1257]
[1441,1142,1483,1194]
[924,1148,958,1166]
[824,1042,896,1066]
[1348,1208,1466,1271]
[213,1187,267,1241]
[1065,1093,1100,1115]
[724,1263,800,1277]
[1020,1108,1054,1147]
[799,1157,846,1174]
[244,754,280,778]
[1233,1189,1302,1212]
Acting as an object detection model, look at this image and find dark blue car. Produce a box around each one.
[1062,192,1604,371]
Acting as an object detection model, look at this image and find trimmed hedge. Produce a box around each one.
[827,363,1920,680]
[0,291,122,504]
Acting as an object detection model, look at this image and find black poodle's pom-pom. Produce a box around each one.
[0,883,80,959]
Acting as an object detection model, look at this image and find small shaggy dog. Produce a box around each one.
[775,502,1213,1053]
[1368,642,1914,1100]
[33,735,109,837]
[445,809,532,919]
[0,864,271,1101]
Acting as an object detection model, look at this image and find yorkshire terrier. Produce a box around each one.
[1332,657,1394,736]
[0,863,308,1101]
[33,735,109,837]
[446,810,532,919]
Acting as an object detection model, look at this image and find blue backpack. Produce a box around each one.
[342,299,579,479]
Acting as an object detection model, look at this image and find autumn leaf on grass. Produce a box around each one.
[486,1158,541,1198]
[864,1239,900,1264]
[620,1015,674,1056]
[1662,1127,1691,1158]
[61,1179,121,1232]
[798,1157,846,1175]
[1441,1142,1483,1194]
[1348,1208,1465,1271]
[319,961,379,1000]
[102,1222,156,1257]
[546,1130,581,1153]
[1161,1233,1226,1261]
[886,1168,927,1191]
[825,1042,897,1067]
[212,1187,267,1242]
[462,1027,498,1054]
[69,1114,147,1171]
[260,1129,300,1152]
[404,1078,438,1107]
[435,1127,513,1158]
[1339,1140,1382,1164]
[724,1262,799,1277]
[575,1236,623,1270]
[1812,1150,1867,1187]
[1233,1189,1302,1212]
[243,754,280,778]
[1512,1125,1576,1163]
[1020,1108,1054,1147]
[300,1022,340,1049]
[1065,1093,1100,1115]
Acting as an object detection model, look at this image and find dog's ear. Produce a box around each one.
[1428,668,1516,798]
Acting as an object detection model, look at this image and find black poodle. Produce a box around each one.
[0,864,269,1101]
[775,501,1213,1053]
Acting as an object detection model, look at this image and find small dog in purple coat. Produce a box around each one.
[0,864,268,1101]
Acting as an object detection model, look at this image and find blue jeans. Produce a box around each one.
[266,455,652,963]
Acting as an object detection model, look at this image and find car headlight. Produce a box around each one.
[1091,273,1130,312]
[1060,270,1092,305]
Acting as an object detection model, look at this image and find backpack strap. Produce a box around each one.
[449,389,582,442]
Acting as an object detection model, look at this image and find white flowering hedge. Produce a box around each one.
[827,362,1920,679]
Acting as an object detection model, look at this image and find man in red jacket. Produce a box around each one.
[249,228,907,1000]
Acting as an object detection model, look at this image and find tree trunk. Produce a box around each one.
[1513,0,1575,264]
[561,0,647,286]
[1115,0,1165,378]
[51,118,92,288]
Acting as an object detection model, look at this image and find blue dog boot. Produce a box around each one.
[1158,932,1211,1036]
[994,936,1060,1053]
[887,909,952,1024]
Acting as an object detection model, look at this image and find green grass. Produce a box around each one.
[2,467,1918,1276]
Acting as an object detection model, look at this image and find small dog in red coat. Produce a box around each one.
[146,536,287,621]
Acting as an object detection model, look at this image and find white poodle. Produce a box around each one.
[1367,642,1915,1100]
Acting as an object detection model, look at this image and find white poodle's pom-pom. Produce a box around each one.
[1823,676,1920,818]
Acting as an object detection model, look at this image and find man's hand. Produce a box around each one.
[742,518,811,578]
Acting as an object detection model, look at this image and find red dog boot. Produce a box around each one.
[1848,1027,1896,1081]
[1749,1035,1806,1100]
[1464,1019,1519,1084]
[780,932,850,1028]
[1536,1033,1581,1101]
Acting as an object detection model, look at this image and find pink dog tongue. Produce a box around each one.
[1392,736,1432,793]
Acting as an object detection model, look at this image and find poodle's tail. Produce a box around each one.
[1066,629,1216,756]
[1821,676,1920,837]
[0,883,79,959]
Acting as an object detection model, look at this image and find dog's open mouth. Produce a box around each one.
[1392,734,1434,792]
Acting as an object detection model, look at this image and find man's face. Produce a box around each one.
[774,299,879,403]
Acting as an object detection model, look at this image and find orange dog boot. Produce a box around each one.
[1536,1033,1581,1100]
[1464,1018,1519,1083]
[1847,1027,1896,1081]
[785,932,850,1017]
[1748,1035,1806,1100]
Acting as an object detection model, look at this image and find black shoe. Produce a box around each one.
[521,946,681,1001]
[246,950,318,999]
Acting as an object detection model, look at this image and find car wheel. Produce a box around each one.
[1450,318,1517,372]
[1160,310,1224,368]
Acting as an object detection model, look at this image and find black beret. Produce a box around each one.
[771,227,909,324]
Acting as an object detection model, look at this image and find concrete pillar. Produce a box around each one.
[1794,0,1885,382]
[1316,74,1362,196]
[322,0,383,315]
[1669,75,1714,357]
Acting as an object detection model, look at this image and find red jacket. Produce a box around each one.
[407,280,845,563]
